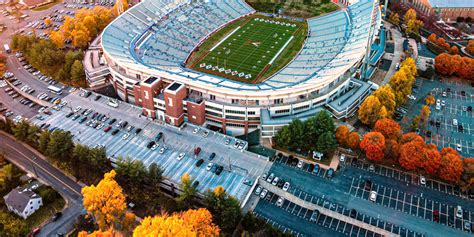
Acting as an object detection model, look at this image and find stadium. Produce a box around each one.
[100,0,383,137]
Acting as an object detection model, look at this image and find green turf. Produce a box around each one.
[191,15,305,83]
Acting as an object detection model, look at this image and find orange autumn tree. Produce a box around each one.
[133,208,220,237]
[81,170,127,231]
[449,46,459,55]
[335,126,350,147]
[399,133,425,170]
[420,144,441,175]
[374,118,401,140]
[439,148,464,183]
[458,57,474,80]
[360,132,386,161]
[347,132,361,150]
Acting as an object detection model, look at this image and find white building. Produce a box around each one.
[4,187,43,219]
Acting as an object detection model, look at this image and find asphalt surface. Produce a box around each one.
[0,132,85,237]
[251,155,473,237]
[29,90,270,201]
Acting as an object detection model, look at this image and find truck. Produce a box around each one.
[4,44,10,54]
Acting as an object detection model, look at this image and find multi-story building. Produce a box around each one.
[402,0,474,22]
[101,0,382,137]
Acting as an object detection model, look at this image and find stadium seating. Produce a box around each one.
[102,0,380,91]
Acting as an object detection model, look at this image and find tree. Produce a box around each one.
[288,118,305,151]
[315,131,337,153]
[419,105,430,126]
[304,111,336,151]
[374,118,401,140]
[0,212,28,236]
[404,9,423,34]
[435,53,460,76]
[399,139,425,170]
[400,57,417,78]
[389,13,400,25]
[347,132,361,150]
[177,173,197,206]
[439,148,463,183]
[50,31,65,48]
[12,121,30,141]
[81,170,127,230]
[420,145,441,175]
[38,130,51,153]
[425,94,435,106]
[457,57,474,80]
[335,126,350,147]
[360,132,385,161]
[389,69,412,106]
[358,95,382,126]
[71,60,85,84]
[401,132,424,144]
[466,40,474,56]
[449,46,459,55]
[46,130,74,162]
[274,126,292,150]
[427,33,437,43]
[373,85,396,116]
[384,139,400,160]
[132,208,219,237]
[204,186,242,234]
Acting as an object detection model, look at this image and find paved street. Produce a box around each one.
[0,132,85,237]
[382,22,404,85]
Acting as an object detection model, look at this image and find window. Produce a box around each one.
[136,74,141,80]
[226,115,245,120]
[225,110,245,115]
[227,123,245,128]
[273,98,283,104]
[294,104,310,111]
[144,90,149,99]
[168,98,173,107]
[205,105,223,112]
[248,111,256,115]
[275,109,290,114]
[210,94,215,100]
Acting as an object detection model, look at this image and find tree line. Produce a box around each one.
[358,57,417,126]
[434,53,474,81]
[274,110,337,155]
[11,34,86,87]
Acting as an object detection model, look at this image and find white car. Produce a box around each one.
[202,130,209,138]
[453,119,458,126]
[254,185,262,195]
[276,197,284,207]
[442,91,447,97]
[456,206,463,218]
[122,133,130,140]
[420,175,426,185]
[282,182,290,192]
[159,147,166,154]
[206,162,213,171]
[456,144,462,152]
[369,164,375,171]
[441,100,445,107]
[260,189,268,199]
[297,160,304,169]
[96,124,104,130]
[151,144,159,151]
[266,173,275,183]
[272,177,279,186]
[193,128,199,134]
[339,154,346,162]
[177,152,185,160]
[369,191,377,202]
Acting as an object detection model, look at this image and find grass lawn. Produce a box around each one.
[32,0,60,11]
[188,14,307,84]
[246,0,339,19]
[25,186,65,230]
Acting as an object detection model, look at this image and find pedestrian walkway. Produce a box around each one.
[258,181,399,237]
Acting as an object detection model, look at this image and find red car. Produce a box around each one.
[433,210,439,222]
[103,126,112,133]
[28,228,40,237]
[194,147,201,156]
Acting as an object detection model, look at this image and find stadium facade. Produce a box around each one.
[101,0,382,137]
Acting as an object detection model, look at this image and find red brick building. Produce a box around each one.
[401,0,474,22]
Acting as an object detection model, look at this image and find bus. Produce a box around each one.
[47,85,62,95]
[3,44,10,54]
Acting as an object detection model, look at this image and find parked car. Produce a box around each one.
[209,152,216,160]
[456,206,463,218]
[266,173,275,183]
[271,177,279,186]
[420,176,426,185]
[276,197,284,207]
[369,191,377,202]
[177,153,185,160]
[254,185,262,195]
[327,168,334,178]
[196,159,204,167]
[194,147,201,156]
[297,160,304,169]
[51,212,62,222]
[282,182,290,191]
[310,210,319,223]
[259,189,268,199]
[350,209,357,218]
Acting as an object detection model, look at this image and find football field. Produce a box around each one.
[192,16,302,83]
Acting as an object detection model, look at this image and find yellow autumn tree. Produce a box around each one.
[49,30,65,48]
[400,57,417,78]
[404,9,423,34]
[82,170,127,231]
[78,229,121,237]
[419,105,430,125]
[425,94,435,106]
[389,69,411,106]
[373,85,396,116]
[389,13,400,25]
[358,95,382,126]
[132,208,220,237]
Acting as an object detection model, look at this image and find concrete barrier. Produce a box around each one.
[5,79,54,108]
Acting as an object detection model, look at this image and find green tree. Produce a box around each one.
[71,60,85,84]
[0,212,28,236]
[47,130,74,162]
[288,119,305,151]
[315,131,337,153]
[12,121,30,141]
[274,126,292,149]
[38,130,51,154]
[26,125,40,147]
[204,186,242,234]
[177,173,197,207]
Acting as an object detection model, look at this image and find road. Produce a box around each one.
[382,22,404,85]
[0,132,85,237]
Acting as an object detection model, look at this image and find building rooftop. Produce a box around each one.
[429,0,474,8]
[3,187,40,213]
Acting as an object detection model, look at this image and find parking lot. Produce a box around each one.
[251,152,474,237]
[30,91,269,201]
[399,77,474,157]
